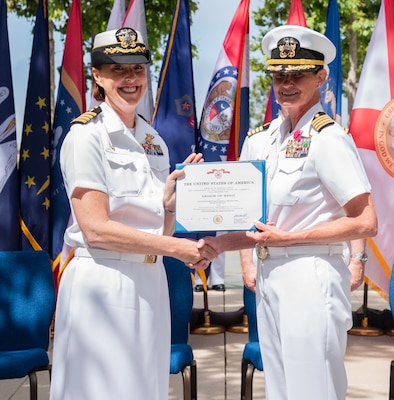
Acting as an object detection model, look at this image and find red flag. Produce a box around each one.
[263,0,307,123]
[348,0,394,300]
[52,0,86,287]
[286,0,307,25]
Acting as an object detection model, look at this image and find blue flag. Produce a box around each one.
[51,0,85,284]
[152,0,197,242]
[0,0,19,250]
[152,0,197,172]
[321,0,342,123]
[19,0,51,251]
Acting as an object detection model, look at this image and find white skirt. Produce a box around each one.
[50,255,171,400]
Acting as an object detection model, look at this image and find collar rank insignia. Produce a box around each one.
[142,133,163,156]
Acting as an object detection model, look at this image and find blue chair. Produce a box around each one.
[0,250,56,400]
[164,256,197,400]
[241,286,263,400]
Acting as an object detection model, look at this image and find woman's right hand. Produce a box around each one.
[179,238,218,270]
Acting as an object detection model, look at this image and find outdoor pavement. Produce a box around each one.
[1,251,393,400]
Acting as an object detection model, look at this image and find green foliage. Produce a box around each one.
[250,0,381,123]
[6,0,382,124]
[6,0,198,69]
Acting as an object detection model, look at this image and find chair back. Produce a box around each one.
[243,286,259,342]
[163,256,193,344]
[0,250,56,351]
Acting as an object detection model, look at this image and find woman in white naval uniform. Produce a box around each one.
[50,28,217,400]
[201,26,377,400]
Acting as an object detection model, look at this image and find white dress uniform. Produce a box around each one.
[50,102,171,400]
[240,103,371,400]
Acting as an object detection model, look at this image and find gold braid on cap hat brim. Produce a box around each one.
[103,44,147,55]
[267,59,325,72]
[268,59,325,66]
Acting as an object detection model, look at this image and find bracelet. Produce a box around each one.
[350,253,368,263]
[164,208,175,214]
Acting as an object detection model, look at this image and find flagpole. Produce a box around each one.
[348,283,384,336]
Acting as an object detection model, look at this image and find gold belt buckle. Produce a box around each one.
[144,254,157,264]
[255,244,269,260]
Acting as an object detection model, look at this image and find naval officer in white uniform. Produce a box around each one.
[50,27,217,400]
[200,25,377,400]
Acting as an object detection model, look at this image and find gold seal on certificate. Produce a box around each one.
[174,161,266,232]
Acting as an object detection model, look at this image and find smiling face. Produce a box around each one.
[92,63,147,112]
[272,68,326,116]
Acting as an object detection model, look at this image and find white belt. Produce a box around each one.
[75,248,160,264]
[255,244,343,260]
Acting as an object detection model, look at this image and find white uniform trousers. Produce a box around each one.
[256,249,352,400]
[50,255,170,400]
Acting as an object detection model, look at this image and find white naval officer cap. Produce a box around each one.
[262,25,336,74]
[92,27,151,67]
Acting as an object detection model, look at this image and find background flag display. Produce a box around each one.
[107,0,125,30]
[51,0,86,285]
[348,0,394,300]
[0,0,19,250]
[197,0,250,162]
[263,0,307,123]
[19,0,51,252]
[123,0,154,122]
[152,0,197,172]
[89,0,126,109]
[321,0,342,124]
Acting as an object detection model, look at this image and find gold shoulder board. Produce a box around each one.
[71,106,102,125]
[247,122,271,137]
[311,112,335,132]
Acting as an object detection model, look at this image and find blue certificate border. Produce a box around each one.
[174,160,266,233]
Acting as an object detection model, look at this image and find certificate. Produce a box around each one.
[174,160,266,233]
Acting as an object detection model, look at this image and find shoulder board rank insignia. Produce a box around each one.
[247,122,270,137]
[71,106,102,125]
[311,112,335,132]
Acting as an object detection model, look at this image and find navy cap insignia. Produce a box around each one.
[278,37,298,59]
[116,28,137,49]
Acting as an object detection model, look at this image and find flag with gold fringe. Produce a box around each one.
[51,0,86,287]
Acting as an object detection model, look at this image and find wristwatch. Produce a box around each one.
[350,253,368,263]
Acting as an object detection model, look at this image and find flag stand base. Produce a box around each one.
[348,317,385,336]
[227,314,249,333]
[191,312,225,335]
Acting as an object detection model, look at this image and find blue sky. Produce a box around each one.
[7,0,260,141]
